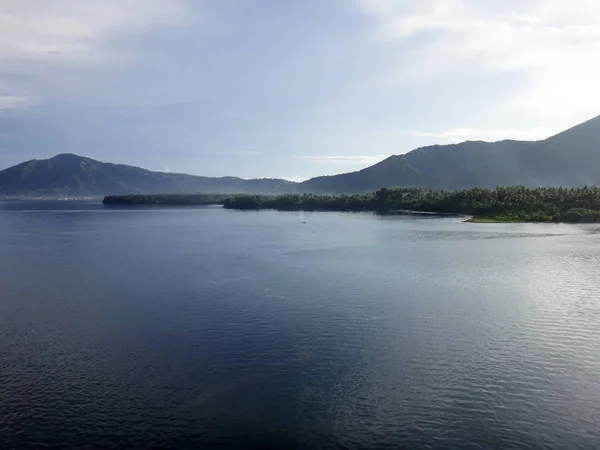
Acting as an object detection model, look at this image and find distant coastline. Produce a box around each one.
[3,115,600,199]
[1,196,99,201]
[102,187,600,223]
[102,194,230,206]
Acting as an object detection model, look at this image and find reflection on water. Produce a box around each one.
[1,202,600,449]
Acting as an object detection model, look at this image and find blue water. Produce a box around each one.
[1,201,600,449]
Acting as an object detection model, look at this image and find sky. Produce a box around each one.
[0,0,599,181]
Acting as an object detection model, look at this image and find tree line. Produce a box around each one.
[222,186,600,222]
[103,194,231,205]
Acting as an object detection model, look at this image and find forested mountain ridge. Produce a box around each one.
[300,115,600,192]
[1,115,600,196]
[0,153,296,196]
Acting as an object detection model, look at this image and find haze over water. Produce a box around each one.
[1,201,600,449]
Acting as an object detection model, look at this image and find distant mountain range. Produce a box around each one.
[1,115,600,196]
[0,153,296,197]
[304,114,600,192]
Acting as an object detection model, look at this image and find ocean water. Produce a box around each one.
[1,201,600,449]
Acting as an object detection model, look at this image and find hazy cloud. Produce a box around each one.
[404,126,566,143]
[0,0,191,63]
[300,155,389,164]
[0,1,598,180]
[355,0,600,119]
[0,95,38,110]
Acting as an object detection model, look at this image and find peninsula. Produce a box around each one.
[102,186,600,223]
[222,187,600,223]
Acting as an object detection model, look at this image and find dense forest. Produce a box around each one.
[223,186,600,222]
[103,194,230,205]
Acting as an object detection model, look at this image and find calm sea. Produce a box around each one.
[1,201,600,449]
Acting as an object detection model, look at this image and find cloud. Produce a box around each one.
[208,150,264,158]
[0,0,195,110]
[355,0,600,119]
[285,175,309,183]
[404,125,565,143]
[0,0,191,64]
[299,155,389,164]
[0,95,38,111]
[0,78,41,111]
[286,154,390,177]
[1,1,598,180]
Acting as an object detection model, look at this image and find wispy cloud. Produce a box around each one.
[285,154,390,177]
[285,175,309,183]
[0,94,39,111]
[355,0,600,119]
[404,126,565,143]
[0,0,191,64]
[0,78,41,111]
[0,1,598,180]
[299,155,389,165]
[0,0,196,110]
[207,150,264,158]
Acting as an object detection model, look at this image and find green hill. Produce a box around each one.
[300,115,600,192]
[0,153,296,196]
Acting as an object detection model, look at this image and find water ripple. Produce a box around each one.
[1,205,600,448]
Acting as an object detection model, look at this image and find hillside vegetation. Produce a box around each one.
[223,186,600,222]
[103,194,230,205]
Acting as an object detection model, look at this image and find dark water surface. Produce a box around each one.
[1,201,600,449]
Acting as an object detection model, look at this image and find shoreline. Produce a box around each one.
[463,217,600,224]
[101,188,600,224]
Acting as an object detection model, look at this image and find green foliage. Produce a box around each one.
[223,186,600,223]
[222,195,264,210]
[561,208,600,222]
[223,193,375,212]
[103,194,230,205]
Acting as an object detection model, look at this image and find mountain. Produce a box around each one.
[0,153,296,196]
[2,115,600,196]
[300,115,600,192]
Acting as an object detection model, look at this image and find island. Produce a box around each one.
[222,187,600,223]
[102,194,230,206]
[102,187,600,223]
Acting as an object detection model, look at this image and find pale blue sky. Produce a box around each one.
[0,0,599,180]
